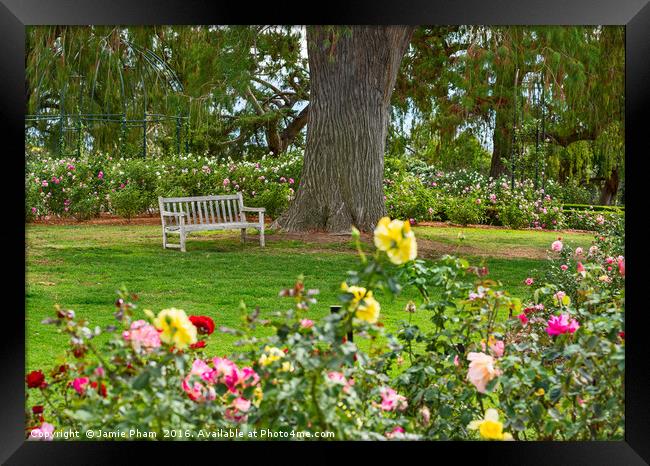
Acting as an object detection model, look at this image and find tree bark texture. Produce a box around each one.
[490,107,512,178]
[278,26,414,233]
[489,65,517,179]
[599,167,620,205]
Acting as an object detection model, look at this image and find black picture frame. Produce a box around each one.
[1,0,648,464]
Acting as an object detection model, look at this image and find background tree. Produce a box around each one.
[389,25,624,202]
[25,26,310,159]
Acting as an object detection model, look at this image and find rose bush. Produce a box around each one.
[26,148,621,231]
[26,217,624,441]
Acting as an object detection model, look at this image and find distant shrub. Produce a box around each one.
[245,182,293,219]
[384,175,443,222]
[109,185,150,220]
[445,196,486,226]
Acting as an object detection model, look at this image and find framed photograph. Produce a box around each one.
[1,0,648,463]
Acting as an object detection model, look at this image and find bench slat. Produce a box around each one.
[226,198,233,223]
[189,201,196,225]
[160,195,241,202]
[171,202,178,226]
[208,200,216,223]
[219,199,227,223]
[165,222,260,232]
[197,200,204,224]
[200,201,206,224]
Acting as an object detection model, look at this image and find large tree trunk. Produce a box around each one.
[489,65,517,179]
[490,107,512,178]
[599,168,619,205]
[277,26,414,233]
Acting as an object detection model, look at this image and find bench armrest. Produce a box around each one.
[161,210,185,217]
[242,206,266,213]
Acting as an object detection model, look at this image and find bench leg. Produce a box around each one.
[259,213,265,247]
[180,229,187,252]
[162,228,168,249]
[240,228,247,244]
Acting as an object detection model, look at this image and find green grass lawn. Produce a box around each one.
[26,223,594,372]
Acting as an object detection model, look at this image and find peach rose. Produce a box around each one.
[467,352,500,393]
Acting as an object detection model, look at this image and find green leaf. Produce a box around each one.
[132,370,151,390]
[72,409,94,422]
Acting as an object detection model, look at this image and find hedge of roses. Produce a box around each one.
[26,216,624,441]
[26,150,623,231]
[26,151,302,221]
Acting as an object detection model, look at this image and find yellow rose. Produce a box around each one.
[259,346,285,367]
[341,282,381,324]
[281,361,295,372]
[253,385,264,407]
[153,308,197,349]
[355,295,380,324]
[468,409,513,441]
[373,217,417,265]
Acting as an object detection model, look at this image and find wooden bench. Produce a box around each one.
[158,193,265,252]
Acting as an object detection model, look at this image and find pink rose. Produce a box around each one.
[29,422,55,441]
[327,371,346,384]
[490,340,505,358]
[123,320,161,352]
[546,314,580,336]
[386,426,406,439]
[328,371,354,393]
[560,264,569,271]
[524,277,534,286]
[182,359,217,402]
[300,319,314,329]
[71,377,90,395]
[517,313,529,325]
[379,387,408,412]
[551,240,563,252]
[232,397,251,412]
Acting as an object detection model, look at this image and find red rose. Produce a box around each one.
[32,405,44,415]
[26,370,46,389]
[619,331,625,340]
[72,346,86,358]
[190,340,207,349]
[90,381,107,398]
[189,315,215,335]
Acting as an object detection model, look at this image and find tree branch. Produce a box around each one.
[544,128,598,147]
[245,85,266,116]
[280,104,309,149]
[251,77,292,106]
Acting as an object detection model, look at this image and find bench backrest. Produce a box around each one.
[158,193,246,226]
